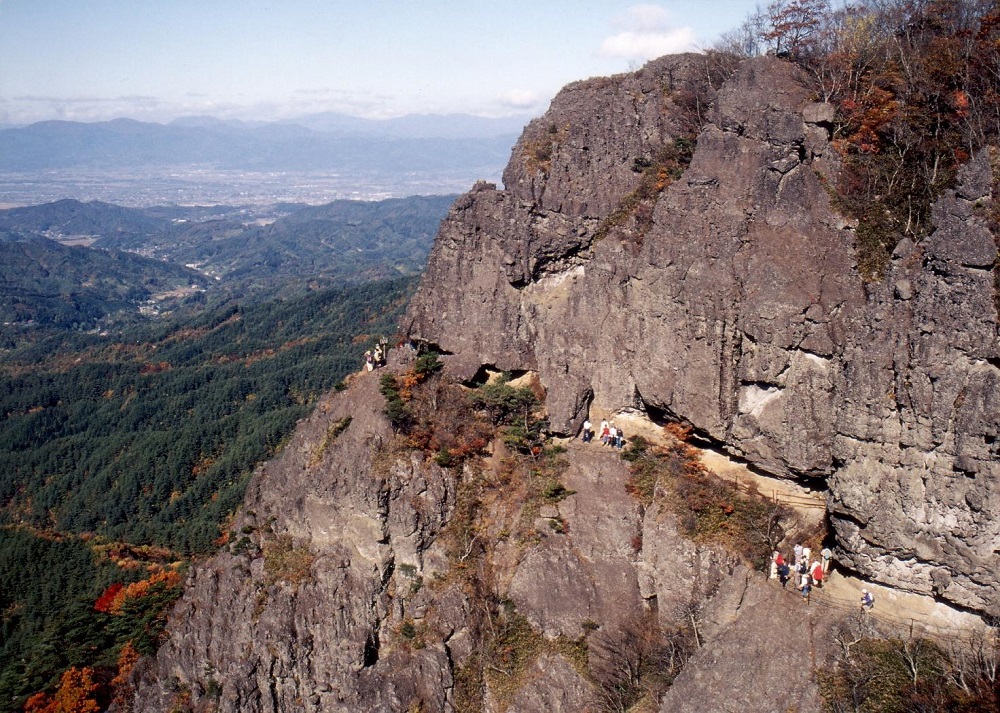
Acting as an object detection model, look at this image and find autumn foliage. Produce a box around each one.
[94,569,182,615]
[109,642,140,709]
[92,582,124,614]
[22,667,100,713]
[26,569,183,713]
[622,429,790,569]
[720,0,1000,277]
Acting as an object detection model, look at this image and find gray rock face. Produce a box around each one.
[126,364,764,712]
[656,580,823,713]
[128,51,999,713]
[406,54,1000,615]
[129,368,463,712]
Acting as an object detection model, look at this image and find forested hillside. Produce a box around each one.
[0,191,454,710]
[117,195,454,284]
[0,276,417,710]
[0,233,207,332]
[0,195,454,295]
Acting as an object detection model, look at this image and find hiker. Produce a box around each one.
[582,419,593,443]
[861,589,874,611]
[801,578,812,604]
[373,344,383,366]
[614,427,625,449]
[771,551,785,580]
[793,543,803,566]
[599,420,610,444]
[821,547,832,574]
[778,561,791,588]
[364,351,374,372]
[802,546,812,566]
[799,568,811,592]
[810,560,824,588]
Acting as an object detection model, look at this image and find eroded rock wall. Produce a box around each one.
[129,371,462,712]
[127,355,783,711]
[407,54,1000,614]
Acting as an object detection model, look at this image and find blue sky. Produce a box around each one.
[0,1,761,124]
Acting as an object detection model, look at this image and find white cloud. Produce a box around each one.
[599,4,700,61]
[0,89,408,124]
[2,95,172,124]
[600,27,698,59]
[499,89,541,110]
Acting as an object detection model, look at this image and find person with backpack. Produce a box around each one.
[799,568,811,592]
[777,561,791,588]
[861,589,874,611]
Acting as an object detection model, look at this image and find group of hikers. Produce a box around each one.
[579,418,626,449]
[364,338,389,372]
[771,544,834,604]
[771,544,875,610]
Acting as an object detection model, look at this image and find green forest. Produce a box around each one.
[0,276,417,710]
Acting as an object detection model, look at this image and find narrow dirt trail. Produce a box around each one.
[598,410,989,638]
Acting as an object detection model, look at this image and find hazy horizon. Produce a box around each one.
[0,1,759,126]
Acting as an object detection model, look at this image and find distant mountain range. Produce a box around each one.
[0,113,529,172]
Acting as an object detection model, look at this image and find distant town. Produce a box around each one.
[0,166,497,208]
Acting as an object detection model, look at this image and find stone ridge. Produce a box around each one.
[406,54,1000,615]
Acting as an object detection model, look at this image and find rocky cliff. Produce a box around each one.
[407,54,1000,617]
[127,53,999,712]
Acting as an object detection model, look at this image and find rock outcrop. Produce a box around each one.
[407,54,1000,616]
[128,51,999,712]
[129,356,785,712]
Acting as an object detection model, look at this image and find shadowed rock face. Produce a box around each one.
[406,54,1000,615]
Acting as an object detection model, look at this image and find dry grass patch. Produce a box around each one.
[262,534,314,586]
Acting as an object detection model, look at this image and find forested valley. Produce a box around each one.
[0,194,449,711]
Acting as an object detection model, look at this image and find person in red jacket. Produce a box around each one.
[810,560,824,588]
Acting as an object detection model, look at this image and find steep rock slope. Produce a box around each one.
[127,52,998,712]
[406,54,999,615]
[128,354,798,712]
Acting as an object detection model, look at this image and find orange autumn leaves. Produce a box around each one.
[22,667,100,713]
[22,570,176,712]
[22,645,140,713]
[93,569,182,615]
